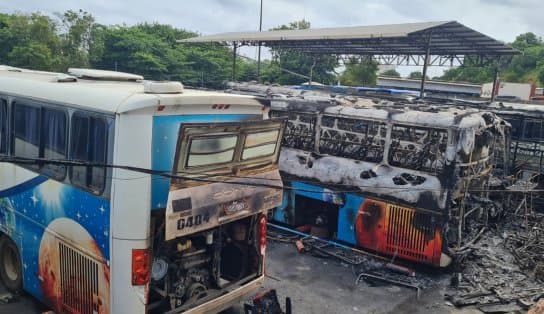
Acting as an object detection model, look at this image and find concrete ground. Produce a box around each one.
[228,241,475,314]
[0,240,478,314]
[0,284,46,314]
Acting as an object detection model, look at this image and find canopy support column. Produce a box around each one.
[491,65,500,102]
[257,0,263,83]
[232,42,238,81]
[419,33,432,98]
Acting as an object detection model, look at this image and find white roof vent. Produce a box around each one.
[144,81,184,94]
[68,68,144,81]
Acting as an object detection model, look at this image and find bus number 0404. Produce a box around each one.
[177,213,210,230]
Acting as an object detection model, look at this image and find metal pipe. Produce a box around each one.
[267,222,389,261]
[491,66,500,102]
[257,0,263,83]
[232,42,237,81]
[419,33,432,98]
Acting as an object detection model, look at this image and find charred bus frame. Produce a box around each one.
[268,97,509,267]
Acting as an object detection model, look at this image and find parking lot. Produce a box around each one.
[1,239,477,314]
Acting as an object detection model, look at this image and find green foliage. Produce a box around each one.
[340,57,378,86]
[3,11,542,88]
[440,32,544,86]
[408,71,429,80]
[538,66,544,85]
[8,43,53,70]
[266,19,338,85]
[0,10,99,71]
[0,11,241,88]
[381,69,401,77]
[56,9,95,68]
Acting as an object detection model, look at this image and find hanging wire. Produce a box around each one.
[0,155,541,195]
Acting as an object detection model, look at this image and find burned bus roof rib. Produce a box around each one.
[180,21,519,58]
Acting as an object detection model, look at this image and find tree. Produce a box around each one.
[340,57,378,86]
[265,20,338,85]
[56,10,95,68]
[381,69,400,77]
[538,66,544,86]
[408,71,430,80]
[0,13,65,71]
[8,43,53,70]
[439,32,544,86]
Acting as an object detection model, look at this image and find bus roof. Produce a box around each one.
[271,97,494,130]
[0,66,266,114]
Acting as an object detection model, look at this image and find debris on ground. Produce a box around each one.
[267,190,544,312]
[267,224,435,291]
[356,272,422,299]
[445,208,544,311]
[0,292,15,304]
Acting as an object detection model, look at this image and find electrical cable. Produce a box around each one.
[0,155,542,194]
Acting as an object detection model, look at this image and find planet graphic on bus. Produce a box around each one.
[38,217,110,314]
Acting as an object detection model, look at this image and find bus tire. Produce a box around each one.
[0,236,23,293]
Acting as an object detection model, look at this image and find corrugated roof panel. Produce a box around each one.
[182,21,450,42]
[180,21,518,57]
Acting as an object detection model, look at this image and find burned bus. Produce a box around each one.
[471,102,544,174]
[268,96,510,267]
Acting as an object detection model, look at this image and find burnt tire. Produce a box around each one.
[0,236,23,293]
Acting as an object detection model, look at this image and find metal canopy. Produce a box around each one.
[180,21,519,66]
[181,21,518,98]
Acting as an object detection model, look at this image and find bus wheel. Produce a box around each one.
[0,236,23,293]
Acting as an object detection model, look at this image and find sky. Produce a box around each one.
[1,0,543,77]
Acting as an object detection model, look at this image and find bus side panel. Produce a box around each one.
[355,201,443,266]
[110,111,153,314]
[0,166,111,313]
[336,194,365,245]
[274,180,444,266]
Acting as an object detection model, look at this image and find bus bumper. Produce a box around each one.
[182,275,265,314]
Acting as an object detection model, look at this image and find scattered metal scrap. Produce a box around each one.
[267,222,436,297]
[356,272,422,299]
[0,292,15,304]
[445,205,544,312]
[504,212,544,281]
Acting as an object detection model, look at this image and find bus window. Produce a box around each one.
[242,129,280,160]
[523,119,543,141]
[42,108,67,180]
[185,135,237,168]
[389,124,448,173]
[0,100,6,154]
[70,113,107,194]
[271,111,315,151]
[505,117,522,140]
[13,103,40,170]
[319,116,386,163]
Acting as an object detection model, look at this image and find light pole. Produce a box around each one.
[257,0,263,83]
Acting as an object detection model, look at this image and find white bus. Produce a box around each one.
[0,66,284,313]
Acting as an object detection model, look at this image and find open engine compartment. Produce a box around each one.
[148,213,263,313]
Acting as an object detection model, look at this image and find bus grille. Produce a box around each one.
[59,242,99,314]
[386,205,436,262]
